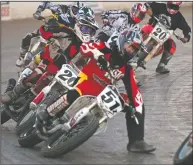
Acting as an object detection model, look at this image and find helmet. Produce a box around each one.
[130,3,147,23]
[76,6,95,20]
[69,4,79,18]
[116,29,142,58]
[167,1,182,15]
[74,15,99,43]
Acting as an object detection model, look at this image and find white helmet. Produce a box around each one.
[74,15,99,43]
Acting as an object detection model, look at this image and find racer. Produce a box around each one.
[95,3,147,42]
[1,8,99,104]
[35,29,156,153]
[141,1,192,74]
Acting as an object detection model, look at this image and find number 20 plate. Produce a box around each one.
[54,64,79,89]
[151,24,170,43]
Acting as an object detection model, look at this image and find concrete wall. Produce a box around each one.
[1,1,192,21]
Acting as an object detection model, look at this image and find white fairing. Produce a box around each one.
[97,85,124,118]
[150,23,171,43]
[54,64,79,90]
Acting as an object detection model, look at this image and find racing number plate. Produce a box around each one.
[151,24,170,43]
[55,64,78,89]
[97,85,124,117]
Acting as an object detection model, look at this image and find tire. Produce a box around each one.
[18,115,42,148]
[41,113,99,158]
[16,110,34,136]
[1,104,11,124]
[173,132,193,165]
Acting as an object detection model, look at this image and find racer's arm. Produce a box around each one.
[178,13,192,43]
[39,25,74,40]
[35,1,65,14]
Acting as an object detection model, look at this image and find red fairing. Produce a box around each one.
[39,26,53,40]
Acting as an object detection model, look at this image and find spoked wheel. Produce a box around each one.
[41,113,99,158]
[174,132,193,165]
[16,110,35,136]
[18,115,42,148]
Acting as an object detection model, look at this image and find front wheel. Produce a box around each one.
[173,132,193,165]
[1,104,11,124]
[41,113,99,158]
[18,114,42,147]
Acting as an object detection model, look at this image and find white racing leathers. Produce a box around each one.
[101,10,140,36]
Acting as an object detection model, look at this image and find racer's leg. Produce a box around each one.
[156,38,176,74]
[16,29,40,67]
[123,65,156,153]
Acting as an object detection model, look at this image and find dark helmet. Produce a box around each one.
[167,1,182,15]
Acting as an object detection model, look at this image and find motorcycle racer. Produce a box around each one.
[142,1,192,74]
[35,29,156,153]
[95,3,147,42]
[1,8,99,105]
[16,1,96,67]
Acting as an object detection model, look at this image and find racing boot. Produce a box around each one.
[0,82,28,104]
[125,105,156,153]
[156,51,172,74]
[4,78,16,93]
[16,47,28,67]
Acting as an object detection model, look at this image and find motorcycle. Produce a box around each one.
[18,62,138,158]
[137,15,183,68]
[173,132,193,165]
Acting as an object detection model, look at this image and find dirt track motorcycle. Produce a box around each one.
[0,68,53,125]
[18,62,138,158]
[136,15,183,69]
[173,132,193,165]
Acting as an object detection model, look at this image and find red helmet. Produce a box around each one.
[130,3,147,23]
[167,1,182,15]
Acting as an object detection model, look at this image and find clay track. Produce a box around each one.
[1,7,192,164]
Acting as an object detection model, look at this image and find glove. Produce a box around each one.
[97,55,109,70]
[109,69,124,80]
[180,37,189,43]
[33,11,43,20]
[103,18,109,25]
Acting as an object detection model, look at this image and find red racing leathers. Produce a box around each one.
[76,42,144,114]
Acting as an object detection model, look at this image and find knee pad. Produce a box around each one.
[23,68,43,85]
[21,33,34,48]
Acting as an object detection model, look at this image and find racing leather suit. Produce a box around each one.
[36,36,146,145]
[18,1,80,63]
[142,2,191,73]
[96,10,140,42]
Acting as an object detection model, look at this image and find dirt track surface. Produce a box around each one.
[1,8,192,164]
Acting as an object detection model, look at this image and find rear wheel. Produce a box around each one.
[41,113,99,158]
